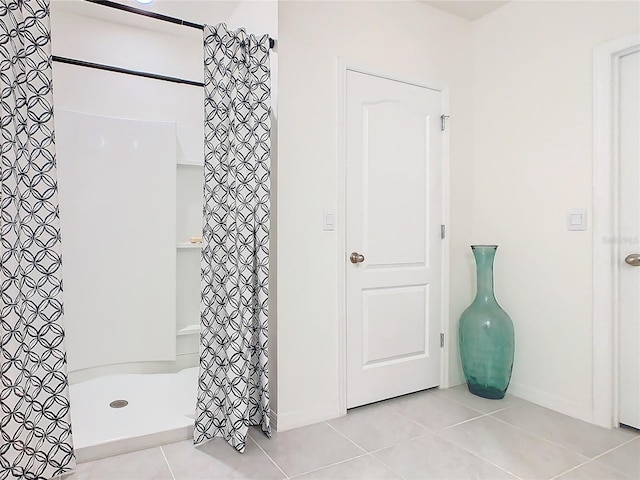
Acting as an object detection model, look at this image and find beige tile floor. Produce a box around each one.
[63,386,640,480]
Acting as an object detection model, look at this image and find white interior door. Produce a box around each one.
[619,49,640,430]
[346,70,442,409]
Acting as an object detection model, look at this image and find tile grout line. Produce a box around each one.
[325,402,511,470]
[590,434,640,461]
[264,391,635,480]
[549,454,637,480]
[159,446,177,480]
[364,431,433,455]
[323,420,371,452]
[319,422,412,480]
[430,430,525,480]
[429,410,495,435]
[391,409,443,433]
[321,420,426,480]
[436,402,637,480]
[437,407,633,480]
[324,418,434,457]
[287,452,371,479]
[489,414,582,451]
[368,453,409,480]
[488,413,628,463]
[432,388,525,415]
[548,459,598,480]
[329,400,520,480]
[588,462,637,479]
[433,395,576,479]
[574,435,640,479]
[249,436,290,480]
[472,415,592,478]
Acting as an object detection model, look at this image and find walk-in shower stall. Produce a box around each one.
[50,0,273,464]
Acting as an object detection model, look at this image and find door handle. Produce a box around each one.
[625,253,640,266]
[350,252,365,264]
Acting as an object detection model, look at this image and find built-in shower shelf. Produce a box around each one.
[177,159,204,167]
[177,325,199,336]
[176,128,203,352]
[177,242,202,249]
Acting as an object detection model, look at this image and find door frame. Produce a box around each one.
[592,33,640,428]
[336,60,451,416]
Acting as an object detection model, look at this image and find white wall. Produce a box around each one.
[472,0,640,421]
[277,1,474,430]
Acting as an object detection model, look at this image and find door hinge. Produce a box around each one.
[440,333,445,348]
[440,114,450,131]
[440,224,446,239]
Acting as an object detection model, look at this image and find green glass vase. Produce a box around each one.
[459,245,515,399]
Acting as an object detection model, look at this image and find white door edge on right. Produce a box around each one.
[345,70,443,409]
[618,49,640,430]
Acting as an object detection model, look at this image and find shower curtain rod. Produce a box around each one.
[52,55,205,86]
[51,0,275,87]
[84,0,276,49]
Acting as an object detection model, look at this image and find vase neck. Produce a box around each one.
[473,246,497,303]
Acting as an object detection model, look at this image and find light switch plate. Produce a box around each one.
[568,208,587,231]
[323,211,336,231]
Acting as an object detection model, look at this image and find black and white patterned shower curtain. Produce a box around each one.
[0,0,75,478]
[195,24,271,453]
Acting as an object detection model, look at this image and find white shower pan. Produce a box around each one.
[69,367,198,462]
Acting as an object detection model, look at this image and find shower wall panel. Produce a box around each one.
[56,109,177,372]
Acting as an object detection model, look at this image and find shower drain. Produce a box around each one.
[109,399,129,409]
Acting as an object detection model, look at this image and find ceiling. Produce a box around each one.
[53,0,512,26]
[421,1,511,20]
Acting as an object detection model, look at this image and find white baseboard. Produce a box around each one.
[508,382,593,424]
[274,402,341,432]
[446,368,464,389]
